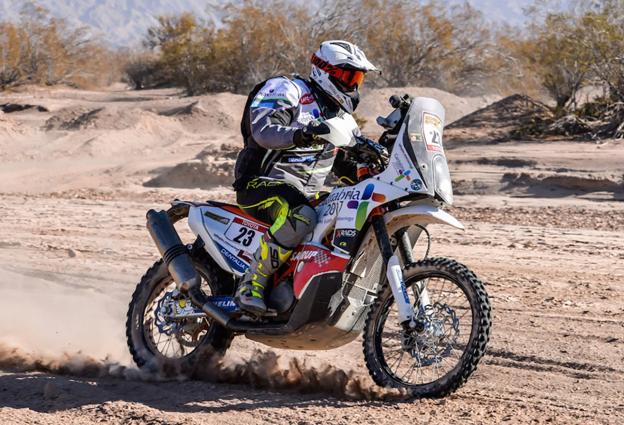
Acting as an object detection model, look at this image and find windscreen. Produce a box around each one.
[401,97,454,205]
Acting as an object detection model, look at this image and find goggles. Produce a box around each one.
[311,54,366,90]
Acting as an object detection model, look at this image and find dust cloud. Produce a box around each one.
[0,268,406,400]
[0,343,408,400]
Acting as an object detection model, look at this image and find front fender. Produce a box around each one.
[348,202,463,279]
[384,203,464,232]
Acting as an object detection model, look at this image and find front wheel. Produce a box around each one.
[363,257,491,397]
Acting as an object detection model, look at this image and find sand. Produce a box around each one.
[0,85,622,424]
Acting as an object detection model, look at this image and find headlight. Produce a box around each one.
[433,155,454,205]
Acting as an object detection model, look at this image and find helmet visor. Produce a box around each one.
[337,68,365,89]
[311,54,366,89]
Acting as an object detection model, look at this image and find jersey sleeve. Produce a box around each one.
[248,77,301,150]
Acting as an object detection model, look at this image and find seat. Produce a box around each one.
[209,201,271,227]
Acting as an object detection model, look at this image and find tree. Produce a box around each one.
[520,13,592,112]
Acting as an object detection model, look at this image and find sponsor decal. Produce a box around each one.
[298,111,316,125]
[246,179,284,189]
[225,218,264,248]
[285,155,316,164]
[400,280,411,304]
[290,245,349,298]
[345,183,386,230]
[233,216,266,232]
[318,199,342,221]
[207,296,239,312]
[300,92,315,105]
[333,228,359,251]
[212,231,229,246]
[251,91,290,108]
[203,210,230,225]
[409,132,423,142]
[238,249,252,264]
[394,169,413,182]
[335,228,357,238]
[410,179,423,191]
[325,188,362,203]
[217,243,247,272]
[422,112,443,152]
[292,250,318,261]
[392,146,411,171]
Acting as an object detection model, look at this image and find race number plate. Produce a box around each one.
[224,217,266,249]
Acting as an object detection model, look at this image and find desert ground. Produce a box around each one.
[0,84,622,424]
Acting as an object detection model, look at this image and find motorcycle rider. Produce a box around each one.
[233,40,378,314]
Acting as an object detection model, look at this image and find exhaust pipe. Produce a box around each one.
[146,209,200,292]
[146,209,233,328]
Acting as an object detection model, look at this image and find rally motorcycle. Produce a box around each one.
[126,95,491,397]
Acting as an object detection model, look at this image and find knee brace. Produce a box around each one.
[270,204,317,249]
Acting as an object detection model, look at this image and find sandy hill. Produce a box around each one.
[445,94,554,144]
[0,85,494,193]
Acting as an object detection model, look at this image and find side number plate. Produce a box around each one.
[224,217,266,248]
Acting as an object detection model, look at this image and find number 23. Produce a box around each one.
[233,227,255,246]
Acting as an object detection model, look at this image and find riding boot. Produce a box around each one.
[235,232,292,314]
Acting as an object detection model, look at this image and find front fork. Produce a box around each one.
[371,212,427,328]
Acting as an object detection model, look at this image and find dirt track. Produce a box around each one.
[0,190,622,424]
[0,87,623,424]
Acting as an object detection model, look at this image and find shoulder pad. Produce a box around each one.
[250,77,300,109]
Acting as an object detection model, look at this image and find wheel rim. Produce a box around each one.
[375,273,476,387]
[142,269,215,360]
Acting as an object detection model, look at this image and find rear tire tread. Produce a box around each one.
[125,253,234,373]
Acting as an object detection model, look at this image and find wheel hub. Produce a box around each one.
[154,290,206,338]
[402,302,460,366]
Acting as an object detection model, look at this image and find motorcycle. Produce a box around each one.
[126,94,491,397]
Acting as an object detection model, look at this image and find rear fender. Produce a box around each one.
[187,204,269,277]
[160,200,238,275]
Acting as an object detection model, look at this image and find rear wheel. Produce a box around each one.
[363,257,491,397]
[126,253,235,377]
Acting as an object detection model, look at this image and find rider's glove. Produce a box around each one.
[293,121,330,148]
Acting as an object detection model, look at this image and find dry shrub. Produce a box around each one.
[0,3,120,90]
[140,0,499,96]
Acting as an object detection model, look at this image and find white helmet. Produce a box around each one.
[310,40,378,114]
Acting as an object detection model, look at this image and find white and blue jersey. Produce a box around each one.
[234,76,344,196]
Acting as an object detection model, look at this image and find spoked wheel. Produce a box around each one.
[363,257,491,397]
[126,253,234,377]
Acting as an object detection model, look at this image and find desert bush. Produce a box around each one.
[141,0,497,96]
[0,2,118,90]
[144,13,219,95]
[504,1,624,138]
[122,51,166,90]
[518,12,593,112]
[513,1,624,110]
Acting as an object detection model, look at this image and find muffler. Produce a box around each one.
[146,209,201,292]
[146,209,233,328]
